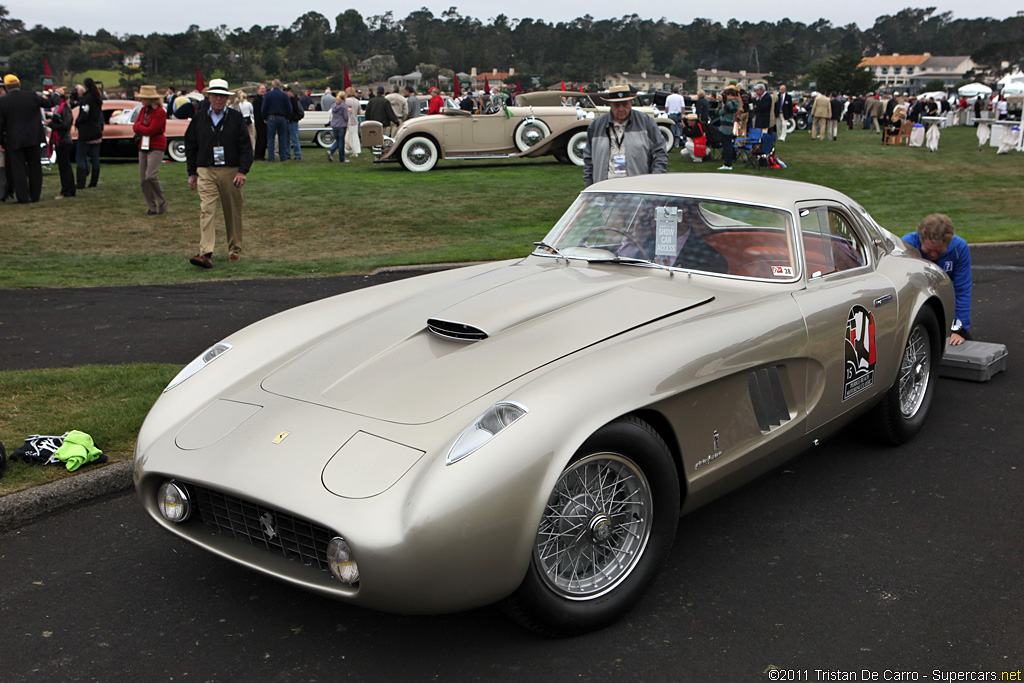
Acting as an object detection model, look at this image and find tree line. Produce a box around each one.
[2,5,1022,93]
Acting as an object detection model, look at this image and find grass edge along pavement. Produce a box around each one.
[1,126,1023,290]
[1,125,1023,527]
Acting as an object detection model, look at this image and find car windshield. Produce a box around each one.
[536,191,796,279]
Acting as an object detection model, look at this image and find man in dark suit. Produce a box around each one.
[775,85,793,141]
[752,83,772,132]
[251,83,267,160]
[0,74,57,203]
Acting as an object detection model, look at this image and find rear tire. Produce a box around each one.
[875,306,940,445]
[566,131,588,166]
[502,415,679,636]
[167,139,187,163]
[659,125,674,152]
[514,118,552,152]
[314,129,335,148]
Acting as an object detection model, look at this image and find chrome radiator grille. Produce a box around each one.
[190,485,333,572]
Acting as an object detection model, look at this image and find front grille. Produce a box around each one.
[190,484,333,572]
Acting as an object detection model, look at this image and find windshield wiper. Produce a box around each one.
[532,241,569,259]
[611,255,675,273]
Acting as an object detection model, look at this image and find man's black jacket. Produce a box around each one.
[184,107,253,176]
[0,88,55,150]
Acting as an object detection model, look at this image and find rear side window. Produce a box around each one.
[799,207,867,277]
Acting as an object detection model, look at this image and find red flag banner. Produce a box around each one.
[343,64,351,89]
[516,80,522,93]
[453,75,461,97]
[43,57,53,77]
[483,75,489,93]
[195,67,204,93]
[561,80,566,91]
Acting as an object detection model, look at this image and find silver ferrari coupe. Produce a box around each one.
[135,174,954,636]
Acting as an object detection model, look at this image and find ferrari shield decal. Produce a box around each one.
[272,431,290,444]
[844,305,876,400]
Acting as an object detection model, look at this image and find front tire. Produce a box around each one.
[785,118,797,134]
[875,306,940,444]
[314,129,335,148]
[399,136,439,172]
[514,118,552,151]
[502,415,679,636]
[167,139,187,163]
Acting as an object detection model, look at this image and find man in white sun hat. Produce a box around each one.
[185,78,253,268]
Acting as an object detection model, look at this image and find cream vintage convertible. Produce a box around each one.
[135,175,953,636]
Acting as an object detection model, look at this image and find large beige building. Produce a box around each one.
[858,53,977,92]
[603,72,687,91]
[694,68,771,93]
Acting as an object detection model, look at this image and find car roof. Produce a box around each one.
[585,173,855,210]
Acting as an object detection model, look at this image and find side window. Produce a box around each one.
[799,207,867,277]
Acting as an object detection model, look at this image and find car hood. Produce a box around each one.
[261,261,714,424]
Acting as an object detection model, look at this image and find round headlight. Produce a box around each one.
[326,537,360,584]
[157,481,191,523]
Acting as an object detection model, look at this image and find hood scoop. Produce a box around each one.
[427,318,488,342]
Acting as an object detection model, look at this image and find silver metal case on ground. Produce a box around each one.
[939,340,1008,382]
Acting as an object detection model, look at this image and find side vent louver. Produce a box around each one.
[748,366,791,432]
[427,318,489,342]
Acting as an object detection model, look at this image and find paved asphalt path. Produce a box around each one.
[1,250,1021,682]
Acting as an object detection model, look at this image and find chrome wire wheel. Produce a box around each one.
[534,453,652,600]
[407,140,433,165]
[898,324,931,418]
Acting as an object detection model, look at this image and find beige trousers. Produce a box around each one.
[197,166,243,257]
[813,117,829,140]
[138,149,166,212]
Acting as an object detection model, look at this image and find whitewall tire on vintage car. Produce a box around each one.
[875,306,940,445]
[502,415,680,636]
[565,130,588,167]
[314,129,335,148]
[167,139,187,163]
[785,118,797,134]
[399,136,439,172]
[658,125,675,152]
[514,118,552,152]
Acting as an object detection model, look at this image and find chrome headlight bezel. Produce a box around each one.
[163,342,233,393]
[446,401,528,465]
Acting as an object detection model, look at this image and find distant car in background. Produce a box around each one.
[373,100,594,172]
[515,90,676,151]
[70,100,190,162]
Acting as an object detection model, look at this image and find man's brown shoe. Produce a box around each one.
[189,253,213,268]
[229,253,240,262]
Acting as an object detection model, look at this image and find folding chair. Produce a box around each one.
[733,129,765,165]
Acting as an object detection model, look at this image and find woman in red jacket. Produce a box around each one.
[133,85,168,215]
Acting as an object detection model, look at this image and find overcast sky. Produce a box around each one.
[7,1,1022,37]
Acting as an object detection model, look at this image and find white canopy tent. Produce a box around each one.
[1002,82,1024,97]
[958,83,993,98]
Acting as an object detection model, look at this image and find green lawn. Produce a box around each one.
[1,125,1021,289]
